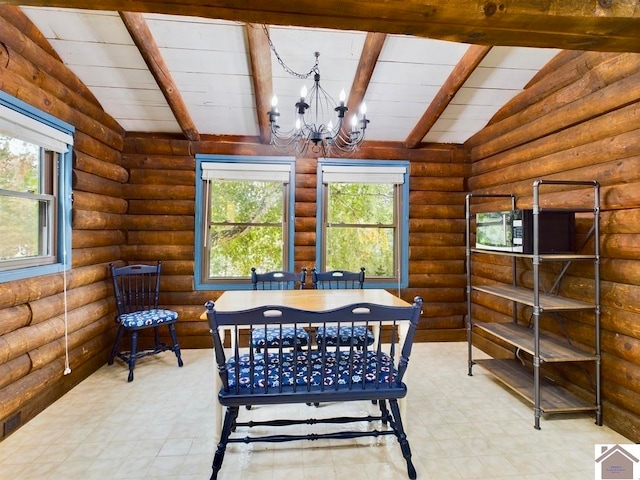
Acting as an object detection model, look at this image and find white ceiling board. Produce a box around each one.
[451,87,521,106]
[464,66,544,90]
[119,119,184,133]
[87,87,168,105]
[20,7,129,43]
[46,41,149,70]
[369,100,435,118]
[143,15,246,52]
[379,35,471,65]
[68,66,160,90]
[192,106,259,136]
[439,104,496,120]
[482,46,561,69]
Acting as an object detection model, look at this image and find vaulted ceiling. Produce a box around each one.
[5,1,640,148]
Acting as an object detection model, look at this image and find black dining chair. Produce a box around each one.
[311,267,374,348]
[250,268,309,352]
[109,261,183,382]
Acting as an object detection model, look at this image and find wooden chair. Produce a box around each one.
[311,267,365,290]
[250,267,309,352]
[109,261,183,382]
[311,267,374,348]
[251,267,307,291]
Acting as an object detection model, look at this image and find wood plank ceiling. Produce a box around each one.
[7,1,640,148]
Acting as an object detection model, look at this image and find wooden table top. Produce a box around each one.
[210,288,410,312]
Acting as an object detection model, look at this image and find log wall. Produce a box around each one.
[0,7,125,439]
[120,137,470,348]
[465,50,640,441]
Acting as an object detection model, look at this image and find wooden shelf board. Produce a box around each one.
[474,358,597,413]
[474,321,598,362]
[472,284,595,311]
[470,249,596,262]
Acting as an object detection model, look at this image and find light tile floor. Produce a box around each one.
[0,343,630,480]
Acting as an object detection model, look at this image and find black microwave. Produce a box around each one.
[475,209,576,254]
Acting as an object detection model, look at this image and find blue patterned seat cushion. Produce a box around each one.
[118,309,178,328]
[225,350,396,390]
[251,327,309,348]
[315,325,375,347]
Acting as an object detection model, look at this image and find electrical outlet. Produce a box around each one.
[3,412,21,437]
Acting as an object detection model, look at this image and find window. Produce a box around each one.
[317,160,409,288]
[0,92,73,283]
[195,155,295,289]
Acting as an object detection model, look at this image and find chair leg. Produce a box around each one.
[153,326,161,351]
[210,406,238,480]
[378,399,390,426]
[108,324,124,365]
[168,324,183,367]
[389,399,417,480]
[128,331,138,382]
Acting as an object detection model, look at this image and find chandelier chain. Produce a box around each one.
[262,25,318,79]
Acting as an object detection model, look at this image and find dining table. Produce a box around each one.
[203,288,414,434]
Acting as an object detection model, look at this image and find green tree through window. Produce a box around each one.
[207,179,285,277]
[326,182,396,276]
[0,136,47,262]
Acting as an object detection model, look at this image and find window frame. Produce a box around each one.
[316,158,409,289]
[194,154,296,290]
[0,91,73,284]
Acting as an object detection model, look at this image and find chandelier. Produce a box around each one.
[264,28,369,155]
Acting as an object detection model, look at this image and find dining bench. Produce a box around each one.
[204,296,423,480]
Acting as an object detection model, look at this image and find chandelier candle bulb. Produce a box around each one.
[268,95,280,125]
[351,114,358,132]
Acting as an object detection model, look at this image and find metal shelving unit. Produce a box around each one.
[465,180,601,430]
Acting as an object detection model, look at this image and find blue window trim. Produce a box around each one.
[0,91,74,284]
[316,158,409,289]
[194,154,296,291]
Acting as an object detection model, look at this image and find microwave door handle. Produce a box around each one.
[502,215,508,244]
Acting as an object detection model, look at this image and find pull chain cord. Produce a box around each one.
[63,189,71,376]
[63,260,71,375]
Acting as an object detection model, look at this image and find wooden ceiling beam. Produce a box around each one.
[119,11,200,141]
[339,32,386,142]
[6,0,640,53]
[246,24,273,144]
[404,44,491,149]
